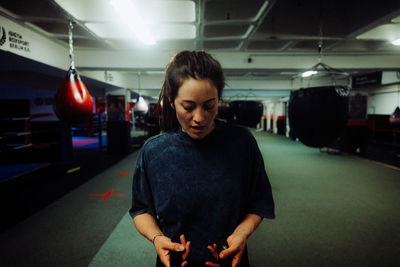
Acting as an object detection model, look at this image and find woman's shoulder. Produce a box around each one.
[141,130,181,154]
[216,119,253,139]
[142,131,173,147]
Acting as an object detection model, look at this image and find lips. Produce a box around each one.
[191,125,205,129]
[191,125,206,133]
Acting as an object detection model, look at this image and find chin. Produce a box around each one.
[188,132,206,139]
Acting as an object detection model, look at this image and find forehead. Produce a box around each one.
[176,78,218,101]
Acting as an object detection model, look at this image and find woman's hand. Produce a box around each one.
[219,233,247,267]
[205,233,247,267]
[153,234,191,267]
[204,214,261,267]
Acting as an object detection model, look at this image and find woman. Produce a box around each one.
[130,51,275,267]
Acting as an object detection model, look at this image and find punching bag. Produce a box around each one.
[53,21,93,123]
[230,100,263,128]
[288,86,348,148]
[389,106,400,125]
[54,66,93,123]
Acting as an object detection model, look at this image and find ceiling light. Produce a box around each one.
[391,38,400,46]
[55,0,119,22]
[109,0,155,45]
[151,24,196,40]
[297,63,349,80]
[302,70,318,78]
[356,24,400,40]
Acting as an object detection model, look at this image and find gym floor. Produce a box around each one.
[0,131,399,267]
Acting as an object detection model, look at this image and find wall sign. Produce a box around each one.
[8,29,30,52]
[0,26,6,46]
[352,72,382,88]
[0,24,31,52]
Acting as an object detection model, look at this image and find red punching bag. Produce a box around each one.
[389,106,400,125]
[54,67,93,122]
[53,21,93,123]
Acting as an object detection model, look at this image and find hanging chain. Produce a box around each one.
[138,72,141,96]
[318,0,323,63]
[318,28,323,63]
[68,21,75,69]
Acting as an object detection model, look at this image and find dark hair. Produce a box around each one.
[158,50,225,131]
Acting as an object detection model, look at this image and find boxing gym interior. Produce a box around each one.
[0,0,400,266]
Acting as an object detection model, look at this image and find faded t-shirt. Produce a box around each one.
[130,120,275,264]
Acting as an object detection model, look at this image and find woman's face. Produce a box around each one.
[173,78,219,139]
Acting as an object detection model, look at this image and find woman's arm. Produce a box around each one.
[133,213,164,243]
[133,213,190,267]
[229,213,262,241]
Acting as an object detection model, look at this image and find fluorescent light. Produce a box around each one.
[140,1,196,23]
[86,23,131,39]
[392,16,400,23]
[55,0,119,22]
[356,24,400,40]
[152,24,196,40]
[302,70,318,78]
[109,0,155,45]
[87,23,196,41]
[391,38,400,46]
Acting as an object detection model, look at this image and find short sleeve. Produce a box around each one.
[129,148,156,219]
[246,134,275,219]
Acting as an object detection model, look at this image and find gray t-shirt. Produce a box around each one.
[130,120,275,263]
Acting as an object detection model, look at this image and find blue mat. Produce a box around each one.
[0,163,51,183]
[72,136,107,149]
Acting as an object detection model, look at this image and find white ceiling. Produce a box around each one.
[1,0,400,100]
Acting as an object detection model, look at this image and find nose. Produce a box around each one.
[193,107,206,124]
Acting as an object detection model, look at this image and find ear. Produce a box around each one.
[169,98,175,110]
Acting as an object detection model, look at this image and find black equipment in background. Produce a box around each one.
[229,100,263,128]
[288,86,349,148]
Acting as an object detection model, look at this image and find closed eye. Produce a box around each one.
[182,105,195,111]
[203,104,215,110]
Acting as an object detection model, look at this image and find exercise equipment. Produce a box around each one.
[54,67,93,122]
[229,100,263,128]
[53,21,93,123]
[390,85,400,124]
[289,86,349,148]
[389,106,400,125]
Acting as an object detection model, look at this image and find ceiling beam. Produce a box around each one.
[74,50,400,71]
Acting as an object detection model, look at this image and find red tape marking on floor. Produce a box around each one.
[119,171,129,178]
[88,189,124,201]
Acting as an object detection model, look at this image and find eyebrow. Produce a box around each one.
[181,98,217,104]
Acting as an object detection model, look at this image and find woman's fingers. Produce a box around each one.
[156,234,191,267]
[179,234,191,266]
[159,252,171,267]
[179,234,191,260]
[204,243,222,267]
[204,261,220,267]
[219,245,237,260]
[155,236,184,267]
[231,250,245,267]
[232,257,242,267]
[220,233,247,260]
[182,241,191,259]
[180,234,186,244]
[168,242,185,252]
[207,243,219,261]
